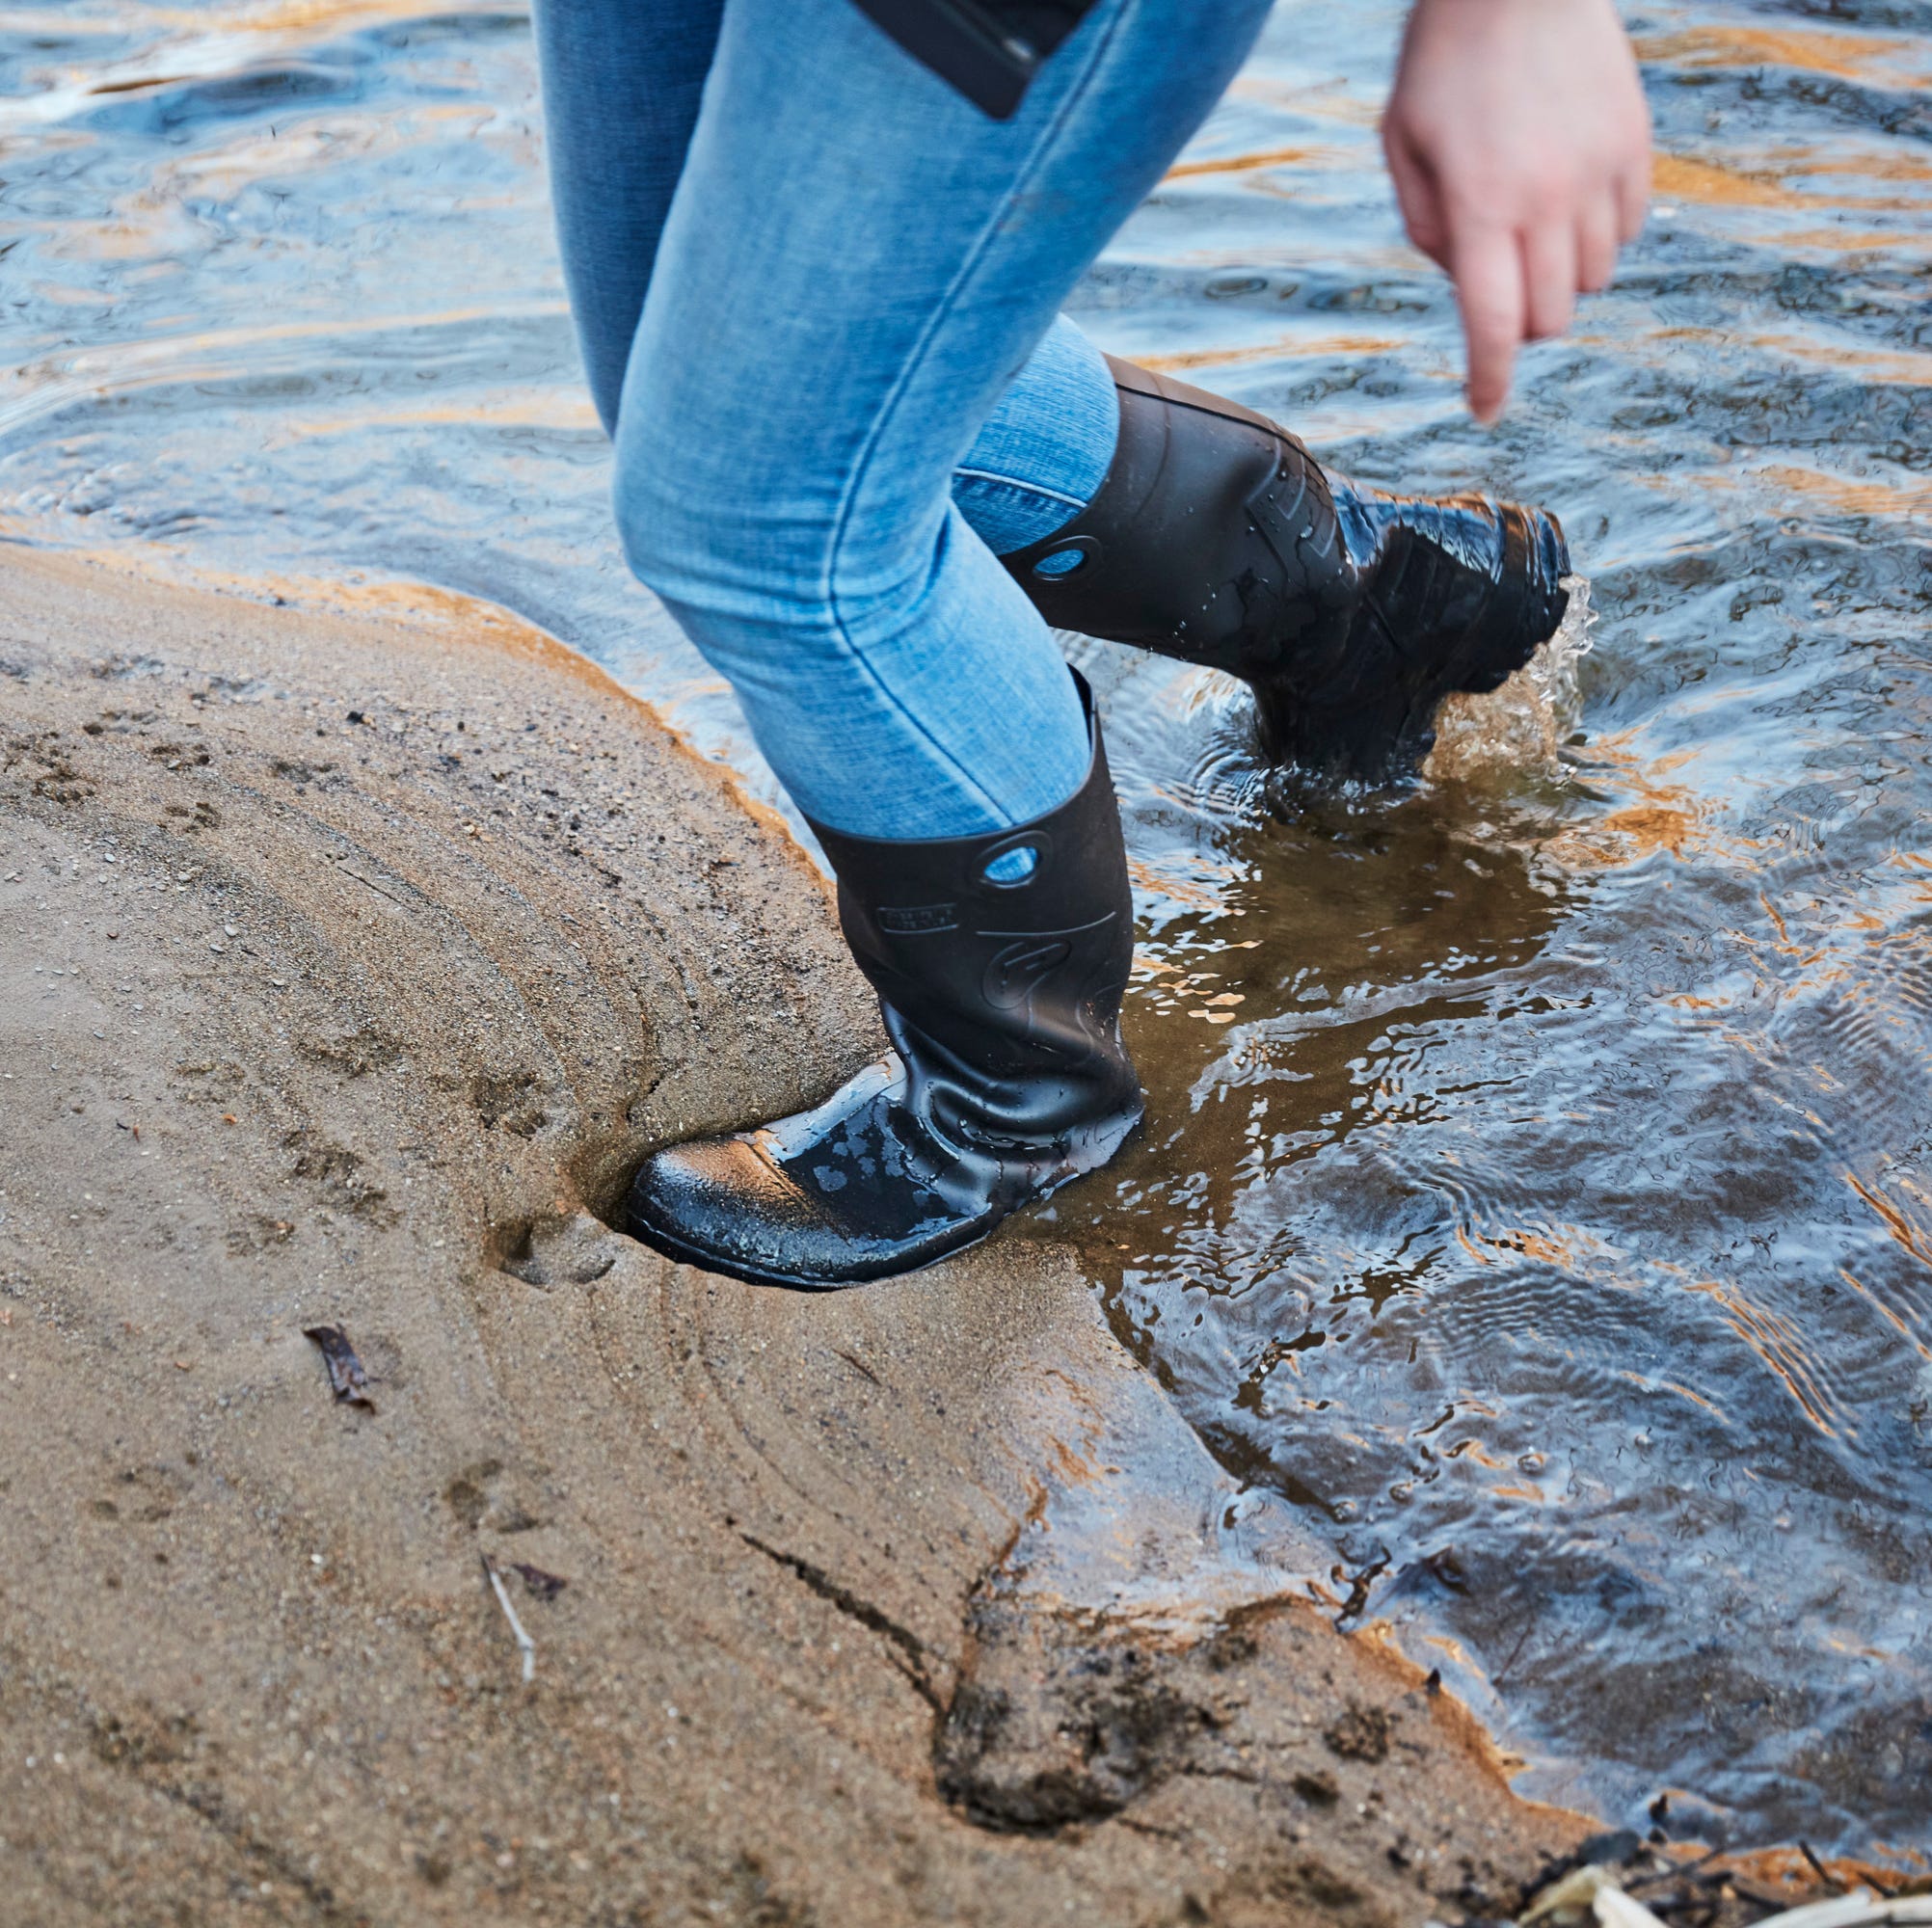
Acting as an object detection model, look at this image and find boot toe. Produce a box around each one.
[629,1135,841,1285]
[1418,503,1570,710]
[1517,505,1571,652]
[1538,505,1571,584]
[627,1131,982,1291]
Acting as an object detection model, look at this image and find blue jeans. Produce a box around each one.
[534,0,1272,840]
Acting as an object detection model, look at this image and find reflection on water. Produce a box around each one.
[3,0,1930,1861]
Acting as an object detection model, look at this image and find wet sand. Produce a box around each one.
[0,547,1609,1924]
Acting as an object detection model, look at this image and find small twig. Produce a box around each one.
[1802,1843,1843,1894]
[483,1556,536,1684]
[1629,1849,1726,1894]
[1335,1550,1390,1622]
[341,868,405,908]
[1729,1877,1799,1912]
[1114,1815,1187,1842]
[832,1348,880,1386]
[1491,1618,1536,1688]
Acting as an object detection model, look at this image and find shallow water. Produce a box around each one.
[3,0,1930,1861]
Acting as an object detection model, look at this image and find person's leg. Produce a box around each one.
[530,0,725,434]
[610,0,1274,842]
[999,355,1572,782]
[948,314,1119,556]
[532,0,1569,793]
[611,0,1272,1286]
[952,317,1573,786]
[534,0,1120,556]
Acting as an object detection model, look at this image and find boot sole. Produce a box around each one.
[626,1206,996,1293]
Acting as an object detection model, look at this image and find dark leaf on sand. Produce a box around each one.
[303,1325,375,1410]
[512,1562,568,1602]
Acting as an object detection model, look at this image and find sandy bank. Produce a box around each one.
[0,547,1598,1925]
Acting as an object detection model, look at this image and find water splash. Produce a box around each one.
[1423,576,1597,787]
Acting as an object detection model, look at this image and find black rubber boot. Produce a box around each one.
[626,675,1142,1290]
[1002,357,1570,782]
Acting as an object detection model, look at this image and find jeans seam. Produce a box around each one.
[953,467,1092,511]
[820,0,1132,826]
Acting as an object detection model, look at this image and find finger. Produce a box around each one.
[1577,194,1620,293]
[1448,219,1526,424]
[1384,122,1450,269]
[1521,217,1578,341]
[1615,150,1652,244]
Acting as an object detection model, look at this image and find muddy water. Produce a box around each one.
[3,0,1929,1861]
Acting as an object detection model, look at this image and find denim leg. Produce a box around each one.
[534,3,1122,560]
[605,0,1272,840]
[530,0,725,435]
[952,314,1120,555]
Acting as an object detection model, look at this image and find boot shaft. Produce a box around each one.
[629,674,1143,1290]
[805,672,1140,1155]
[1004,357,1358,688]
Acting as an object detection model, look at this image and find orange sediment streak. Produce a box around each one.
[1846,1171,1932,1275]
[1135,333,1402,376]
[1164,143,1329,181]
[1636,25,1922,85]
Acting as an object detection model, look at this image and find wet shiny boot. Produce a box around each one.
[627,675,1142,1290]
[1002,357,1570,782]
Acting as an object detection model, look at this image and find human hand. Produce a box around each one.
[1382,0,1651,423]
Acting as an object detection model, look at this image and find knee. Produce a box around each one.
[611,399,932,649]
[610,422,710,610]
[609,390,784,626]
